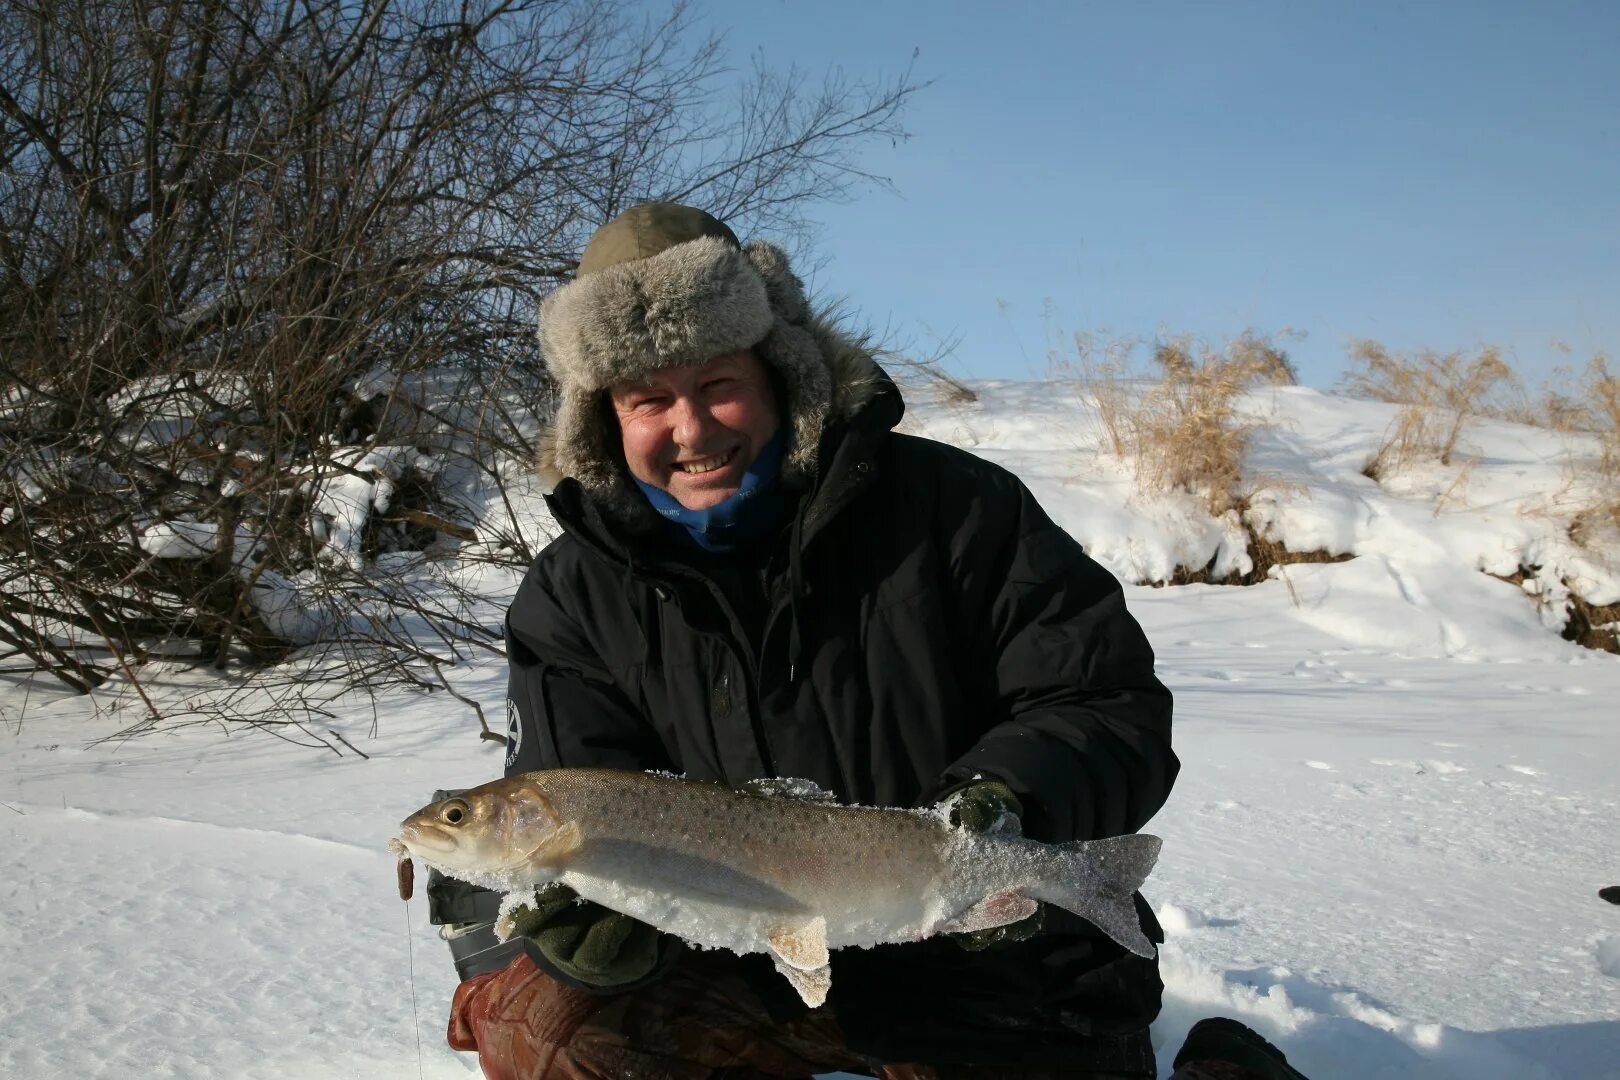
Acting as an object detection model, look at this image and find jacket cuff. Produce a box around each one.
[519,932,685,996]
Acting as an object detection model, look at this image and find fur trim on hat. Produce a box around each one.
[538,231,882,523]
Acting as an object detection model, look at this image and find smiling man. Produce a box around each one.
[442,205,1305,1080]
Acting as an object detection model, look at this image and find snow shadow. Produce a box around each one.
[1155,952,1592,1078]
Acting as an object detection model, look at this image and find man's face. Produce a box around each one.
[610,349,780,511]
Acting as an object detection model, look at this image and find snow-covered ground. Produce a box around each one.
[3,382,1617,1079]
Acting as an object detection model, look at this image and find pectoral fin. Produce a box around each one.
[937,891,1038,934]
[773,959,832,1007]
[521,821,583,868]
[767,916,829,971]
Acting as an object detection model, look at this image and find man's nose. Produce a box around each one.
[669,394,715,447]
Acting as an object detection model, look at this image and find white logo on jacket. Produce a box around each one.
[504,697,522,769]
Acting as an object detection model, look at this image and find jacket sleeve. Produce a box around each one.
[502,548,686,993]
[939,469,1177,843]
[503,551,674,778]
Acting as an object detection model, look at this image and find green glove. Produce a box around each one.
[944,781,1044,951]
[507,885,665,988]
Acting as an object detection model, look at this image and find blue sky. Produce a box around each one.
[684,0,1618,388]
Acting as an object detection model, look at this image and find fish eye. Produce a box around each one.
[440,799,469,826]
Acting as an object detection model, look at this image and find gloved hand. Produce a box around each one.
[946,779,1024,835]
[943,780,1044,951]
[506,884,666,989]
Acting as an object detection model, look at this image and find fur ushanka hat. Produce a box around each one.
[538,203,878,521]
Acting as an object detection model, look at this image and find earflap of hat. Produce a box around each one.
[548,383,625,499]
[741,240,830,485]
[754,318,831,487]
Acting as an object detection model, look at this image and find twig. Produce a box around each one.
[328,728,371,759]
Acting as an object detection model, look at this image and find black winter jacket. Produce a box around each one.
[503,376,1178,1072]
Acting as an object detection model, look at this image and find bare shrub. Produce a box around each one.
[0,0,914,718]
[1342,341,1521,476]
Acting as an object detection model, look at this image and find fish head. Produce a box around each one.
[393,776,578,878]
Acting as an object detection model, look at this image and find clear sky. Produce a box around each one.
[679,0,1618,388]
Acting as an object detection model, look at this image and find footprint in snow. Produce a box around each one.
[1370,758,1467,776]
[1505,683,1589,696]
[1304,760,1334,771]
[1156,903,1240,934]
[1163,669,1242,683]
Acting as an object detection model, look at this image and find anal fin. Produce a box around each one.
[773,960,832,1007]
[767,916,829,971]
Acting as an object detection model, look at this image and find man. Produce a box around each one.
[446,204,1305,1080]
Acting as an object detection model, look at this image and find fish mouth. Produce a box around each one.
[394,821,460,858]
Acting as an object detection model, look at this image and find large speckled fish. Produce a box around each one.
[390,767,1161,1006]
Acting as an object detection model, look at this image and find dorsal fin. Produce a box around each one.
[742,776,838,803]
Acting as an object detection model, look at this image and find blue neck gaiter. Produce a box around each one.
[634,430,790,553]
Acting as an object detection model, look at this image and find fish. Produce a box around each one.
[390,767,1162,1007]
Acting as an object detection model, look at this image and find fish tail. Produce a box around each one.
[1023,833,1162,958]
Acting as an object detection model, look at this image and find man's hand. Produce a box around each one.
[507,885,665,989]
[944,781,1044,950]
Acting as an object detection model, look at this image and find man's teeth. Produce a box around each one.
[677,449,735,475]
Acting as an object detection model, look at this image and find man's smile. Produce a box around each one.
[674,448,740,476]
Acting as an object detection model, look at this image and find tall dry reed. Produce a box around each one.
[1056,330,1296,516]
[1342,341,1520,476]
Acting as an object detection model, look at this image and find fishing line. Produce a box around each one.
[405,899,425,1080]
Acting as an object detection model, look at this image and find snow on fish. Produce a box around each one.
[389,768,1162,1007]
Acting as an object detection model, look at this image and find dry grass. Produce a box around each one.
[1518,356,1620,553]
[1498,355,1619,437]
[1057,329,1296,517]
[1343,340,1521,478]
[1575,358,1620,534]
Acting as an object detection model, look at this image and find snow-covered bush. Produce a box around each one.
[0,0,912,716]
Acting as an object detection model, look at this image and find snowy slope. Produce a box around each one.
[3,383,1617,1080]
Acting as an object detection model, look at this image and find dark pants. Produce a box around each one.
[448,952,1245,1080]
